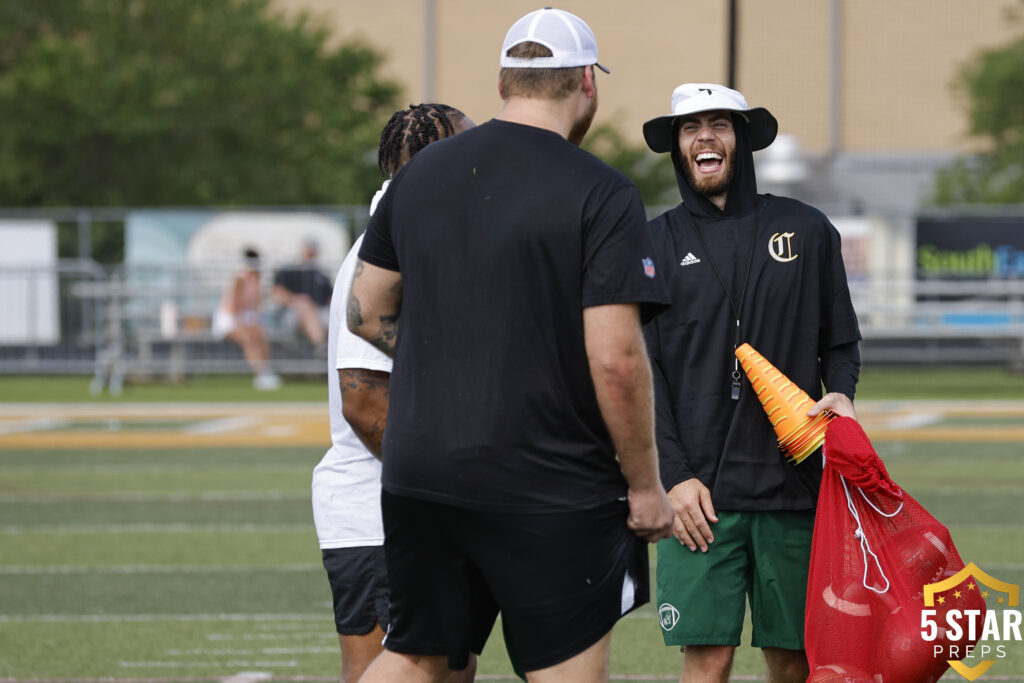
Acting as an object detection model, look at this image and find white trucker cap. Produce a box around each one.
[500,7,610,74]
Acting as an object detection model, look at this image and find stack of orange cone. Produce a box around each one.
[735,342,834,464]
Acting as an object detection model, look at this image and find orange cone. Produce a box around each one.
[735,342,834,464]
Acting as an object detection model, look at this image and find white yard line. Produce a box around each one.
[163,648,335,656]
[0,418,68,435]
[0,491,307,503]
[220,674,274,683]
[205,633,327,642]
[0,564,320,574]
[6,464,303,473]
[118,661,298,669]
[884,412,944,429]
[183,417,258,435]
[0,613,327,623]
[0,403,325,418]
[0,523,311,534]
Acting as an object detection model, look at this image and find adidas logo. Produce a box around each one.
[679,252,701,267]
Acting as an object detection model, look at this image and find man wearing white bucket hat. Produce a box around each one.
[641,83,862,682]
[349,8,674,682]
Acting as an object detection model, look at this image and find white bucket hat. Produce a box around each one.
[643,83,778,152]
[500,7,610,74]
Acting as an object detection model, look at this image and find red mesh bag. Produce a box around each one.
[806,417,985,682]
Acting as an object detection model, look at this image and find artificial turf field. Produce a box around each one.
[1,374,1023,681]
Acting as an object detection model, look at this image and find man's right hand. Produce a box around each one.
[667,479,718,552]
[626,485,675,543]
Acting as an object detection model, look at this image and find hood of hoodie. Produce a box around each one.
[670,113,759,221]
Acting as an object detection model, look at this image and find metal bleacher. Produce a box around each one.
[1,261,1020,393]
[852,278,1024,366]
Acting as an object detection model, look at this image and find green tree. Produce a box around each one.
[0,0,400,208]
[932,3,1024,203]
[583,123,677,209]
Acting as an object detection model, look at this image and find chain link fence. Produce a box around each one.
[2,206,1024,390]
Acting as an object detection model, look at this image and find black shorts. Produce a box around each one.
[380,491,649,673]
[321,545,390,635]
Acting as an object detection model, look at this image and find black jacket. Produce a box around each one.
[645,118,861,511]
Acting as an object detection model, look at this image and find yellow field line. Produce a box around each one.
[0,403,330,449]
[1,401,1023,449]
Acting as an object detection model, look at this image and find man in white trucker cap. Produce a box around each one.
[641,83,861,682]
[349,7,673,683]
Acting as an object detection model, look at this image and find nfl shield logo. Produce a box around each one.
[642,257,656,279]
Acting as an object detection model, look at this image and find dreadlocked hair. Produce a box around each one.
[377,103,465,177]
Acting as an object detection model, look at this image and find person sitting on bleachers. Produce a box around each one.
[212,247,281,390]
[271,238,332,357]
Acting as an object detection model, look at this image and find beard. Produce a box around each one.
[568,93,598,146]
[681,153,735,200]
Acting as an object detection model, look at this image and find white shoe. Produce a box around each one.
[254,373,282,391]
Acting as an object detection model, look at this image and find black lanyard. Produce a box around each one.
[686,205,759,400]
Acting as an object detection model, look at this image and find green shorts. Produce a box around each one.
[655,509,814,650]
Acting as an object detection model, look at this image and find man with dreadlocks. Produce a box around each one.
[375,103,470,196]
[348,8,673,683]
[311,102,474,683]
[641,83,861,682]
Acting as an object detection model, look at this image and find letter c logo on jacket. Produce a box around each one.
[769,232,799,263]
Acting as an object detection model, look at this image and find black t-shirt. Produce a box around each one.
[645,195,862,511]
[273,266,332,307]
[359,119,670,512]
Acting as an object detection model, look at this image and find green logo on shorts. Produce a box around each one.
[659,602,680,631]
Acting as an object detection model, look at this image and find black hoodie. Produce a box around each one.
[644,118,862,510]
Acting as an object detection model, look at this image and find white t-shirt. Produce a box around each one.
[311,231,392,548]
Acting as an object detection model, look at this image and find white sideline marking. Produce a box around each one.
[183,416,257,435]
[7,464,301,474]
[0,613,326,623]
[250,622,319,631]
[885,412,942,429]
[119,661,297,669]
[0,608,657,623]
[0,417,68,434]
[221,673,273,683]
[0,563,320,575]
[164,647,335,655]
[0,491,306,503]
[261,425,297,437]
[0,402,325,417]
[0,610,658,623]
[206,633,326,642]
[0,523,309,534]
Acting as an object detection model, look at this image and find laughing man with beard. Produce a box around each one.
[641,84,862,682]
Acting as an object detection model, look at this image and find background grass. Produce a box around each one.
[3,364,1024,403]
[2,440,1022,680]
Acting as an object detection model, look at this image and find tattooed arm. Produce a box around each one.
[339,368,390,459]
[347,259,402,357]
